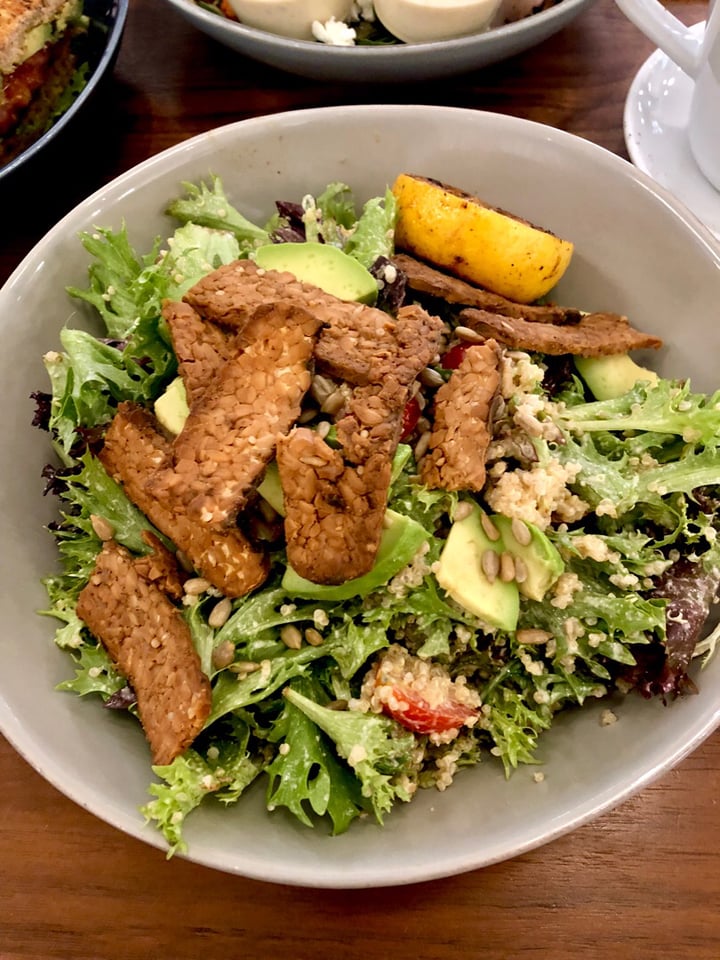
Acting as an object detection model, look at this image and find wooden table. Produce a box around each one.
[2,1,716,957]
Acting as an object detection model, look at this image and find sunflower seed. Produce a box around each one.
[511,517,532,546]
[481,549,500,583]
[280,624,303,650]
[208,597,233,628]
[500,552,516,582]
[90,514,114,541]
[513,556,528,584]
[517,628,553,645]
[480,512,501,542]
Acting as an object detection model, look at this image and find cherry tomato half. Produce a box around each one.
[382,685,479,735]
[400,396,421,441]
[440,342,472,370]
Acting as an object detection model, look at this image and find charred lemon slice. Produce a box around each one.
[391,173,574,304]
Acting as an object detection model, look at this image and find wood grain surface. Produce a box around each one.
[1,1,717,958]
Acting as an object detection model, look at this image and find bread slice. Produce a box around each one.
[0,0,79,75]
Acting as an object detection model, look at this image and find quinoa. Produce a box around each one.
[484,459,589,530]
[353,644,481,746]
[550,571,583,609]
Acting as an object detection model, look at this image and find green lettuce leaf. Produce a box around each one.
[66,225,164,339]
[155,222,242,299]
[282,687,415,822]
[56,641,125,698]
[165,176,270,250]
[141,720,262,855]
[557,379,720,445]
[265,679,366,833]
[343,187,397,268]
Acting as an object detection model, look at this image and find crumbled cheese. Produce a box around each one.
[312,17,357,45]
[382,263,397,284]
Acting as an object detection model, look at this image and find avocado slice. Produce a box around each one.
[281,509,428,600]
[154,376,189,435]
[254,242,378,304]
[491,514,564,602]
[257,460,285,516]
[23,23,53,61]
[574,354,659,401]
[435,504,519,632]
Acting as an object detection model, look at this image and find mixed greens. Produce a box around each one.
[36,176,720,853]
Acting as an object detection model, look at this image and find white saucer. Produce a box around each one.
[623,22,720,239]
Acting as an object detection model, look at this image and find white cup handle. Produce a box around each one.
[614,0,704,76]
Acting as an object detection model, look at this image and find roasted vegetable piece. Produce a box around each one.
[391,173,574,303]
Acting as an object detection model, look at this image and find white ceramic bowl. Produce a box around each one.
[2,105,720,889]
[160,0,596,81]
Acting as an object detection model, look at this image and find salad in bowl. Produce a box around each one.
[35,165,720,855]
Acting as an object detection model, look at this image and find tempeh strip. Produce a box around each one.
[182,257,444,387]
[99,402,269,598]
[77,540,211,765]
[392,252,582,324]
[276,428,392,584]
[162,300,238,406]
[153,302,321,527]
[458,307,663,357]
[420,340,501,491]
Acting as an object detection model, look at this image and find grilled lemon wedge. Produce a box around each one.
[391,173,574,304]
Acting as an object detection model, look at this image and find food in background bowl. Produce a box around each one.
[1,0,89,167]
[0,0,128,179]
[225,0,354,41]
[3,107,720,888]
[205,0,558,44]
[372,0,506,43]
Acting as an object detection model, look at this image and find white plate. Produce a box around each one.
[623,22,720,239]
[161,0,597,82]
[2,106,720,888]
